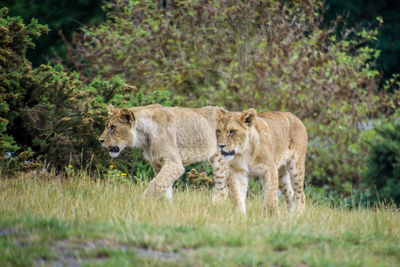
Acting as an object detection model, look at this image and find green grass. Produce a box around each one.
[0,172,399,266]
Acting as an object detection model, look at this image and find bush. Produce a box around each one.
[0,7,48,159]
[0,8,181,176]
[362,122,400,206]
[65,0,400,196]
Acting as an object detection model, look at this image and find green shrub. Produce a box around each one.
[0,8,180,176]
[362,122,400,206]
[0,7,48,159]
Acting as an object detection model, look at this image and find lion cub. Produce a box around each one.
[99,104,229,202]
[216,109,307,216]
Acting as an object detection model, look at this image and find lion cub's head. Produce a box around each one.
[216,108,257,161]
[99,105,135,158]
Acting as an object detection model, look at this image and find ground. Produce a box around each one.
[0,174,399,266]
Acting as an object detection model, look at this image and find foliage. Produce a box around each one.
[1,0,105,66]
[105,164,130,183]
[182,167,214,188]
[324,0,400,81]
[64,0,400,196]
[362,122,400,206]
[0,8,180,175]
[0,7,48,159]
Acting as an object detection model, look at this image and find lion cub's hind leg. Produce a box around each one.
[287,155,306,215]
[210,153,229,204]
[278,166,294,213]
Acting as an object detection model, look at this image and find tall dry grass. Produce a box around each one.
[1,172,400,266]
[1,172,399,235]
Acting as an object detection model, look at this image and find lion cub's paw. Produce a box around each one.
[143,185,173,203]
[211,190,228,205]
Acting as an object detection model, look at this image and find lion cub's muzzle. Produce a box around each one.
[221,150,235,157]
[99,139,120,154]
[220,149,235,161]
[218,144,235,157]
[219,146,236,161]
[108,146,120,153]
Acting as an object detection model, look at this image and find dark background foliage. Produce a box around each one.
[0,0,104,66]
[324,0,400,81]
[362,122,400,205]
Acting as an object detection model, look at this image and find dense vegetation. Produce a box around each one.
[0,7,180,175]
[1,0,400,206]
[3,0,399,82]
[362,122,400,205]
[0,0,104,66]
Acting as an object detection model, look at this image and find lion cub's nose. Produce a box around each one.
[99,139,104,144]
[218,144,226,149]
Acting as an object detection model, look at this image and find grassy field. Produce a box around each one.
[0,172,399,267]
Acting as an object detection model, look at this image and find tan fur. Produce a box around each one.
[99,104,229,202]
[216,109,308,216]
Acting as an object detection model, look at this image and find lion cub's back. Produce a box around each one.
[257,111,307,155]
[167,106,219,130]
[165,106,220,164]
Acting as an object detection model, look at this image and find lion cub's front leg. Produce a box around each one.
[210,153,229,204]
[261,168,280,217]
[144,159,185,201]
[229,169,248,215]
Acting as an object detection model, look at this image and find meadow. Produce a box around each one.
[0,171,399,267]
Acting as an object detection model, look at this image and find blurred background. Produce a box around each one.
[3,0,400,80]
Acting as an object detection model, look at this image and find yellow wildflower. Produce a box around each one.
[121,173,127,176]
[109,165,114,169]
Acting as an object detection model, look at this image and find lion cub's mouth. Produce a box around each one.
[108,146,120,153]
[108,146,121,158]
[221,150,235,157]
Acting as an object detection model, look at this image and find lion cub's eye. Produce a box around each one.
[110,125,116,132]
[216,129,221,136]
[229,130,237,136]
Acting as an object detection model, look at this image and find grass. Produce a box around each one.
[0,171,399,266]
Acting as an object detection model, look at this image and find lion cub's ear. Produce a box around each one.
[239,108,257,127]
[119,108,135,126]
[108,104,118,115]
[216,107,228,120]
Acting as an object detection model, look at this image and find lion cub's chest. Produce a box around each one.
[230,156,267,176]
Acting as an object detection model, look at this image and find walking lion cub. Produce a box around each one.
[99,104,229,202]
[216,108,307,216]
